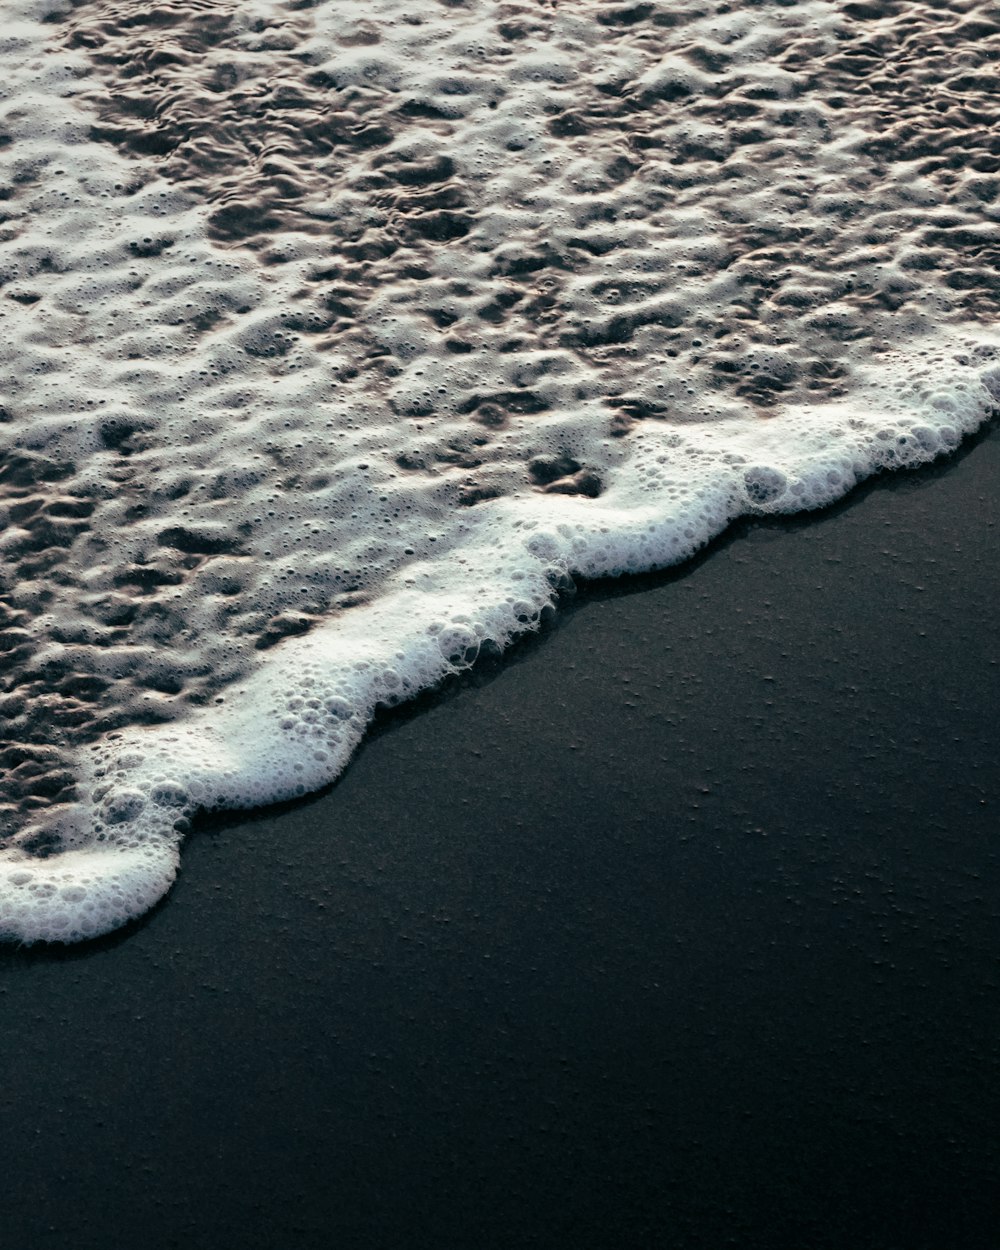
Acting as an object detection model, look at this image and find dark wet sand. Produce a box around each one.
[2,426,998,1250]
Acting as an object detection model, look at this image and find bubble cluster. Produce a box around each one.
[1,0,998,942]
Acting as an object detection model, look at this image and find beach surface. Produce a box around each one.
[2,425,997,1250]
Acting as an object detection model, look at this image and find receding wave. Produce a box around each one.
[1,0,997,941]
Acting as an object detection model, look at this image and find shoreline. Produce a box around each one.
[1,422,998,1249]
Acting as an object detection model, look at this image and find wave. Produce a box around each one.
[1,0,997,941]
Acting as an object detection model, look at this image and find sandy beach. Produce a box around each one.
[2,424,997,1250]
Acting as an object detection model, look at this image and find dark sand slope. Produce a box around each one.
[2,425,996,1250]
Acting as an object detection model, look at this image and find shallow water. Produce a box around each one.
[1,0,998,941]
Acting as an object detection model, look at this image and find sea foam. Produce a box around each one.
[1,0,998,941]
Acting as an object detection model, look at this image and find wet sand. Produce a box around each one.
[2,424,998,1250]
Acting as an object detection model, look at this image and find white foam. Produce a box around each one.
[1,0,998,942]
